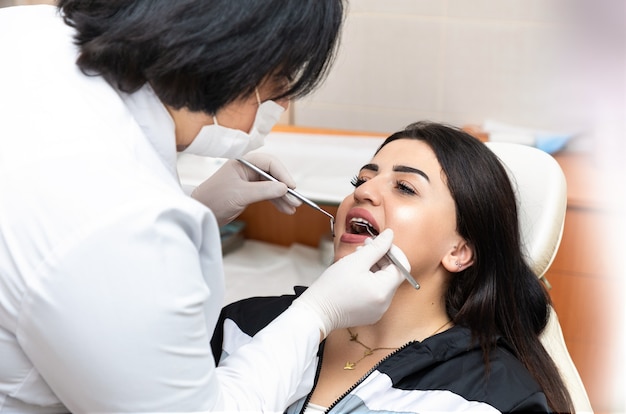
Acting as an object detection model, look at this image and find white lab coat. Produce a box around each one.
[0,5,318,413]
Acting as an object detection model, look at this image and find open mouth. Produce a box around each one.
[348,217,379,237]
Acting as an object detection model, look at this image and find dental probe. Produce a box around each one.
[354,222,420,290]
[236,158,335,222]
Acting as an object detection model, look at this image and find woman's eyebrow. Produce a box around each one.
[359,163,378,172]
[393,165,430,182]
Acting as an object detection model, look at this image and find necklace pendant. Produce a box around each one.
[343,361,356,370]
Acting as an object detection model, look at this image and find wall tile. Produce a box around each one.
[299,12,444,115]
[441,20,580,130]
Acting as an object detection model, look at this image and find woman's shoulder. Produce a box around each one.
[220,287,305,336]
[376,326,550,412]
[210,287,306,361]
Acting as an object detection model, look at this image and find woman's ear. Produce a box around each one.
[443,239,474,273]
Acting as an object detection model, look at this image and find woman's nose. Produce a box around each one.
[353,178,381,205]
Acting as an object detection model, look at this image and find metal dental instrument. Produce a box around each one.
[354,222,420,290]
[236,158,336,233]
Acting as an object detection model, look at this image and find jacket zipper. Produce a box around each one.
[298,343,326,414]
[299,340,417,414]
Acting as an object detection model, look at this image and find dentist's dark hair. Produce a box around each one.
[57,0,344,114]
[377,121,574,413]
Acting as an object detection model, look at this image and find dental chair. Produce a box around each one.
[485,142,593,413]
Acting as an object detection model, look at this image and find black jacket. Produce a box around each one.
[211,288,552,413]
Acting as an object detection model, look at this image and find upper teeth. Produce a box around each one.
[350,217,376,235]
[351,217,372,226]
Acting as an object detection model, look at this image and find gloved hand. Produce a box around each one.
[292,229,408,338]
[191,152,301,226]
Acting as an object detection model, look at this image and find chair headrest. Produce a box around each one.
[485,142,568,278]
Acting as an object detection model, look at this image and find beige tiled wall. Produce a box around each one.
[294,0,625,156]
[3,0,622,156]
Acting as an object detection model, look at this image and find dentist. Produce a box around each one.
[0,1,406,413]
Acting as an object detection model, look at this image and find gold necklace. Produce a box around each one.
[343,320,452,370]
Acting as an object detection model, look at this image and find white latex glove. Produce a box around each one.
[191,152,301,226]
[292,229,408,338]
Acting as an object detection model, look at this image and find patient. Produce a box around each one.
[211,121,574,413]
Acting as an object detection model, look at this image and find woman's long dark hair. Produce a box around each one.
[378,122,574,413]
[57,0,344,114]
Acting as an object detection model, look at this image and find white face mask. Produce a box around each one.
[181,92,285,159]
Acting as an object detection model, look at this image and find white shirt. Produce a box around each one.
[0,5,319,413]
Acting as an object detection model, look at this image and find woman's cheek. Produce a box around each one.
[387,205,416,237]
[385,206,422,265]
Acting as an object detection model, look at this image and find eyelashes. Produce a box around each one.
[350,175,417,196]
[396,181,417,195]
[350,175,365,187]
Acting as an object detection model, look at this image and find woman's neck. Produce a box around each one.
[352,276,451,346]
[311,274,452,408]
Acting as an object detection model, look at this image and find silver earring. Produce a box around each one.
[455,261,462,270]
